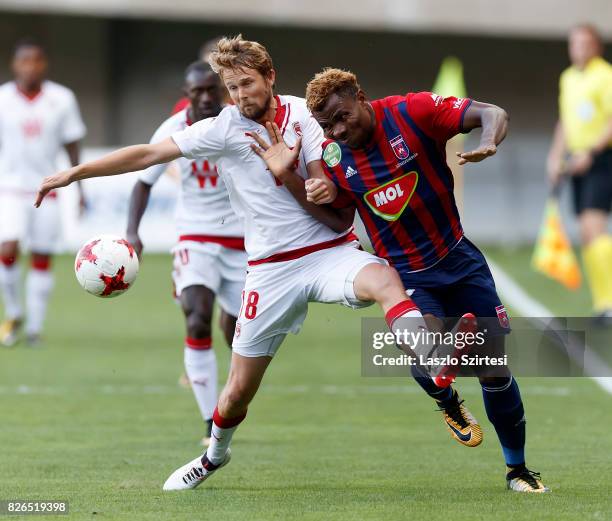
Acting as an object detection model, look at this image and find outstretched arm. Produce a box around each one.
[35,137,182,207]
[456,101,509,165]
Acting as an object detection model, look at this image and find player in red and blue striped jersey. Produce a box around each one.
[304,68,549,493]
[317,93,468,274]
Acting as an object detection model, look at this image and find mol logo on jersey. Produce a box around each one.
[363,172,418,221]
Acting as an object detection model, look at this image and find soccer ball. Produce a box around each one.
[74,235,139,298]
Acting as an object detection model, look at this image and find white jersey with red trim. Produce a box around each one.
[0,80,86,192]
[139,109,243,238]
[172,95,352,262]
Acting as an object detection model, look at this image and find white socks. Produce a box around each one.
[184,338,247,465]
[24,268,54,336]
[384,300,428,353]
[184,338,218,422]
[206,407,246,465]
[0,262,22,320]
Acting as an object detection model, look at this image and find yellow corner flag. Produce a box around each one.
[532,198,582,290]
[432,56,467,98]
[432,56,467,214]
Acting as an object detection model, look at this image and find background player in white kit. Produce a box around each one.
[0,39,86,346]
[35,35,429,490]
[126,61,246,446]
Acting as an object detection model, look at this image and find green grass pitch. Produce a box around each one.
[1,249,611,520]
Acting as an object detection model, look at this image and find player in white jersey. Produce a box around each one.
[0,39,86,346]
[35,35,431,490]
[126,62,246,445]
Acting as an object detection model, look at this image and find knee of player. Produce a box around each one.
[579,226,594,246]
[367,264,405,302]
[478,373,512,386]
[221,385,251,411]
[0,242,19,262]
[579,227,601,246]
[578,213,608,245]
[185,311,212,338]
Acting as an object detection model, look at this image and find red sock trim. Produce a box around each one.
[213,407,247,429]
[0,255,17,267]
[185,336,212,350]
[385,299,419,329]
[31,257,51,271]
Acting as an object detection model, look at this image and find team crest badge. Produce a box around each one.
[323,142,342,168]
[363,171,418,222]
[292,121,302,136]
[495,305,510,328]
[235,322,242,338]
[389,135,409,160]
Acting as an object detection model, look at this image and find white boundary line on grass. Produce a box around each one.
[488,259,612,395]
[0,383,573,396]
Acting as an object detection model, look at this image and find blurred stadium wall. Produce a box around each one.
[0,1,610,245]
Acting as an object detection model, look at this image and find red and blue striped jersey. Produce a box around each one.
[321,92,472,273]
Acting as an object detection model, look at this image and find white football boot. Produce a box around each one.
[162,450,231,491]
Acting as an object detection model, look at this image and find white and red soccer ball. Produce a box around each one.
[74,235,139,298]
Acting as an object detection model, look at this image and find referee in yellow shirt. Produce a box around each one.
[547,24,612,324]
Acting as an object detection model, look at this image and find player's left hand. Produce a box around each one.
[567,151,593,176]
[35,171,73,208]
[456,144,497,165]
[248,122,302,180]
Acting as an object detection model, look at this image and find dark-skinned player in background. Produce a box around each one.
[301,68,549,493]
[126,61,246,446]
[0,39,86,347]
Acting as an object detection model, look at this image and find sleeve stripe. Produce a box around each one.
[459,99,473,133]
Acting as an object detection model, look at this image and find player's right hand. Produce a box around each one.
[126,232,144,259]
[248,122,302,181]
[456,144,497,165]
[546,156,564,186]
[567,151,593,176]
[305,178,334,205]
[35,171,73,207]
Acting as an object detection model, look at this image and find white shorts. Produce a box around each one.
[232,241,386,358]
[0,191,60,252]
[171,240,247,317]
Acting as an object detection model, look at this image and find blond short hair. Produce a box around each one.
[208,34,274,78]
[306,68,361,113]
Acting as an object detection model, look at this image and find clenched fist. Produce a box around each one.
[305,178,336,205]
